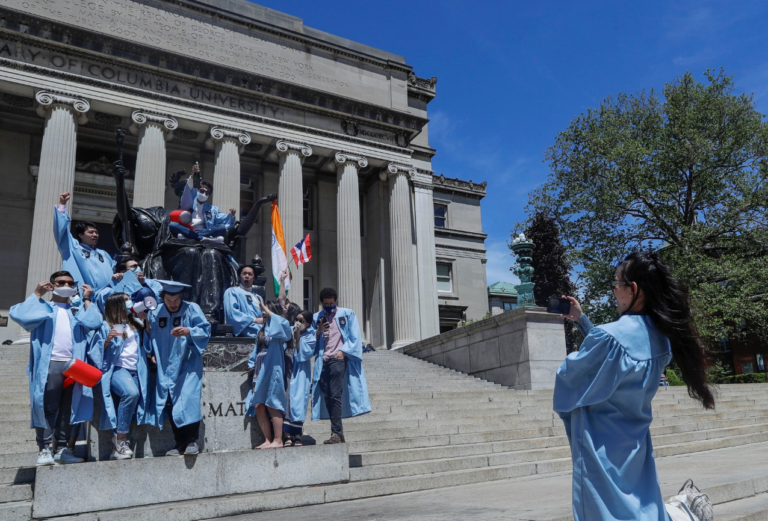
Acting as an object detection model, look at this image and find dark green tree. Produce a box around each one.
[523,212,577,351]
[525,69,768,343]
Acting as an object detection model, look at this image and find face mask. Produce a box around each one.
[295,322,306,332]
[125,301,134,312]
[322,304,336,314]
[131,267,142,275]
[196,192,209,202]
[70,294,82,307]
[53,286,77,298]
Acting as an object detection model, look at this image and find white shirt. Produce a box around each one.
[118,325,139,371]
[51,304,73,361]
[190,200,206,230]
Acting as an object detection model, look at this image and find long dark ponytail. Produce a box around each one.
[620,251,715,409]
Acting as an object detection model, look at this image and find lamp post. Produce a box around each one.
[511,233,536,307]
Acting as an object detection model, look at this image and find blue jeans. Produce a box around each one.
[169,222,228,240]
[110,368,140,435]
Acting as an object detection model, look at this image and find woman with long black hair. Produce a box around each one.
[555,251,714,521]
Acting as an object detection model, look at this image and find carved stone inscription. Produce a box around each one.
[3,0,394,106]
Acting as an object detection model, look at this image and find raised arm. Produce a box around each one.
[53,193,78,261]
[232,193,278,238]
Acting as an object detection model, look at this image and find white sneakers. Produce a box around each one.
[201,236,225,243]
[110,436,134,460]
[36,447,54,467]
[54,447,84,464]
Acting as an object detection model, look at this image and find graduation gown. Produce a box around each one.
[223,287,263,337]
[91,271,151,313]
[553,314,672,521]
[245,314,291,414]
[90,322,153,431]
[311,308,371,421]
[54,206,115,292]
[9,295,103,428]
[286,327,316,425]
[179,183,235,230]
[145,302,210,428]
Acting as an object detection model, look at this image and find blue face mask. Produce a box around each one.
[131,267,142,276]
[322,303,336,314]
[125,301,133,312]
[70,294,82,308]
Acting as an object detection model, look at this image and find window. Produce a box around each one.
[742,361,755,375]
[303,277,312,312]
[737,319,748,343]
[758,354,765,372]
[436,263,452,293]
[503,302,514,312]
[303,187,313,230]
[718,332,730,352]
[434,203,447,228]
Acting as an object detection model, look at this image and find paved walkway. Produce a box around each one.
[215,442,768,521]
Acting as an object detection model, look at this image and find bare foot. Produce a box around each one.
[255,440,271,450]
[265,439,283,449]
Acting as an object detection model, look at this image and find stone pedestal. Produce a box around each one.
[277,140,312,306]
[382,163,418,349]
[206,127,251,219]
[130,110,177,208]
[334,152,367,320]
[25,90,89,296]
[403,307,566,390]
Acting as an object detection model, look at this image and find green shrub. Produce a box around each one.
[665,367,686,386]
[719,373,768,384]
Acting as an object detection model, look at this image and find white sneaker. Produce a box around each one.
[53,447,83,464]
[177,233,185,239]
[110,436,133,460]
[36,447,54,467]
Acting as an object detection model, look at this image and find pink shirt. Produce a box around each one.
[322,310,344,361]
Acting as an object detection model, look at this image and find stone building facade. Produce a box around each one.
[0,0,488,347]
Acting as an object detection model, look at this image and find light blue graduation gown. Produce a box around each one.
[179,183,235,230]
[245,314,291,414]
[90,322,153,431]
[9,295,103,428]
[311,308,371,421]
[287,327,316,425]
[53,206,115,292]
[145,302,210,428]
[553,314,672,521]
[223,287,263,337]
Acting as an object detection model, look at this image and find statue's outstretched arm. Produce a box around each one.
[112,161,133,224]
[235,193,278,237]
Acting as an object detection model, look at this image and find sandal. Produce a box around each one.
[293,436,303,447]
[283,438,294,447]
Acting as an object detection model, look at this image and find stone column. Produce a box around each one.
[206,127,251,218]
[26,90,90,296]
[130,110,177,208]
[413,176,440,339]
[334,152,367,320]
[381,163,418,349]
[276,140,312,306]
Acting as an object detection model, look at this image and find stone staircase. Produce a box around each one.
[3,347,768,519]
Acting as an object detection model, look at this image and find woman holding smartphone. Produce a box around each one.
[90,292,152,460]
[246,300,292,449]
[555,252,714,521]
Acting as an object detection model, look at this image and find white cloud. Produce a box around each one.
[485,239,520,286]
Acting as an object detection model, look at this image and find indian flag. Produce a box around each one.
[270,200,291,296]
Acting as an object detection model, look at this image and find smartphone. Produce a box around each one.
[546,297,571,315]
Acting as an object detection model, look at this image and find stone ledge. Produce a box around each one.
[32,444,349,518]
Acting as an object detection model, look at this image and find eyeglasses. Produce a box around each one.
[611,281,630,288]
[54,280,76,287]
[198,188,210,195]
[296,318,306,324]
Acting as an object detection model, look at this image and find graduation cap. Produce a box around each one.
[113,270,142,296]
[156,280,191,295]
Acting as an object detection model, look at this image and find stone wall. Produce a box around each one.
[403,307,567,390]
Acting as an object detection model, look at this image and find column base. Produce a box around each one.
[390,340,416,351]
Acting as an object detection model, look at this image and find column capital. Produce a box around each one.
[130,110,178,140]
[276,139,313,158]
[35,90,90,124]
[335,151,368,169]
[379,162,416,181]
[206,126,251,153]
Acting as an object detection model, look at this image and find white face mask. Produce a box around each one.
[53,286,77,298]
[196,192,209,202]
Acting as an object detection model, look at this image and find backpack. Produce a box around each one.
[665,479,713,521]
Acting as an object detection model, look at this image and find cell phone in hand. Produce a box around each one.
[546,297,571,315]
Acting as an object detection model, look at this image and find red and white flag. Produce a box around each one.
[291,234,312,266]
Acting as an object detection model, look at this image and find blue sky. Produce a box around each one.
[255,0,768,286]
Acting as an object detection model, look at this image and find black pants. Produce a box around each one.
[36,360,77,449]
[164,398,200,447]
[318,358,346,437]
